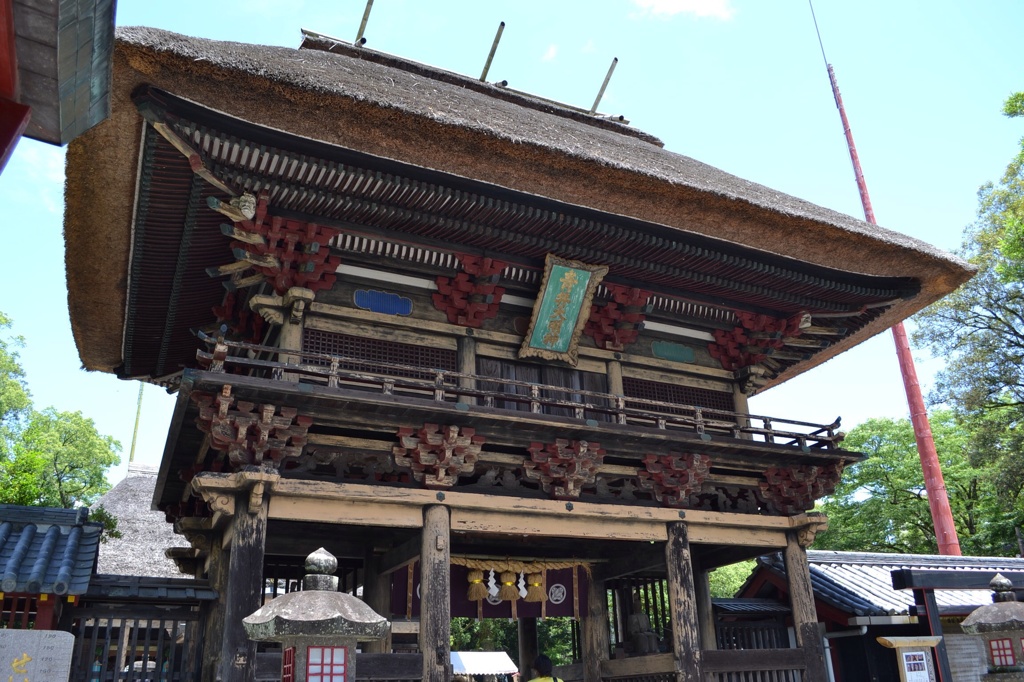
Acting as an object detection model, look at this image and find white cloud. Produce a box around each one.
[542,44,558,62]
[632,0,736,20]
[581,39,597,54]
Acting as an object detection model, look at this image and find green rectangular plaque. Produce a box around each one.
[519,254,608,366]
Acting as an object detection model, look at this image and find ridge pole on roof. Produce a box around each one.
[807,0,962,559]
[355,0,374,45]
[590,57,618,114]
[480,21,505,82]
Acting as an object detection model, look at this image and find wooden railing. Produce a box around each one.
[196,333,844,451]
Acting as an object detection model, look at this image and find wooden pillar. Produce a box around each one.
[692,564,717,650]
[665,522,702,682]
[420,505,451,682]
[783,532,828,682]
[581,567,609,682]
[518,617,538,680]
[458,335,477,405]
[202,530,228,682]
[363,552,392,654]
[216,487,270,682]
[732,385,751,439]
[607,358,624,396]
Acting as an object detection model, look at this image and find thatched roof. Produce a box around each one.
[93,465,188,578]
[64,27,973,382]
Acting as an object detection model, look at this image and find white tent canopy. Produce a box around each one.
[450,651,518,675]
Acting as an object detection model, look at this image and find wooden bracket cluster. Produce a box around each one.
[758,461,845,515]
[192,385,312,469]
[636,452,711,507]
[708,311,808,371]
[583,284,651,351]
[524,439,605,499]
[432,254,506,327]
[392,423,485,488]
[217,193,342,295]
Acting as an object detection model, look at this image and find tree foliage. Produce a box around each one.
[814,412,1021,556]
[0,312,122,536]
[450,616,575,666]
[912,91,1024,511]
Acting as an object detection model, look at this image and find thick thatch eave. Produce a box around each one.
[65,27,974,383]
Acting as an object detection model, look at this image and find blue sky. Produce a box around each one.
[1,0,1021,482]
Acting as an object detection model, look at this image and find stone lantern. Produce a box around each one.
[962,574,1024,680]
[244,548,390,682]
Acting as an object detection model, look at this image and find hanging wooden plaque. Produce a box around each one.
[519,254,608,366]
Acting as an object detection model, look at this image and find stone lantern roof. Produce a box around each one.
[962,574,1024,635]
[243,548,389,642]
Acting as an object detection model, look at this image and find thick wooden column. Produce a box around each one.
[217,486,270,682]
[202,531,229,682]
[665,522,702,682]
[420,505,452,682]
[581,567,610,682]
[692,564,717,650]
[518,617,539,679]
[363,552,392,654]
[783,532,828,682]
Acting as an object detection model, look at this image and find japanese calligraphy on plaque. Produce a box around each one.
[519,255,608,366]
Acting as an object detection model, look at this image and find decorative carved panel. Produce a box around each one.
[392,423,485,488]
[524,439,605,499]
[637,452,711,507]
[192,385,312,469]
[708,311,807,371]
[689,486,764,514]
[432,254,507,327]
[584,283,651,351]
[759,461,845,515]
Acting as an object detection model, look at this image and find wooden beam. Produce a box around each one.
[783,531,828,682]
[0,96,29,175]
[377,535,422,575]
[218,489,269,682]
[601,545,665,581]
[0,0,17,100]
[518,618,538,680]
[419,506,452,682]
[581,567,610,682]
[363,552,392,654]
[665,523,702,682]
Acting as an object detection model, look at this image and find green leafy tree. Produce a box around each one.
[815,412,1020,556]
[913,91,1024,512]
[0,312,122,538]
[0,312,31,453]
[708,560,756,598]
[10,408,121,507]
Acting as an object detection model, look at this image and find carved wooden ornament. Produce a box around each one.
[393,423,485,488]
[637,452,711,507]
[525,439,605,499]
[192,385,312,469]
[759,461,845,515]
[432,254,507,328]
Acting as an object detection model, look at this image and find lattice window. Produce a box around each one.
[622,377,734,418]
[991,638,1015,667]
[307,645,346,682]
[302,329,456,380]
[282,647,295,682]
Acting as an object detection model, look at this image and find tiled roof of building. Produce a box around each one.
[0,505,103,595]
[756,550,1024,617]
